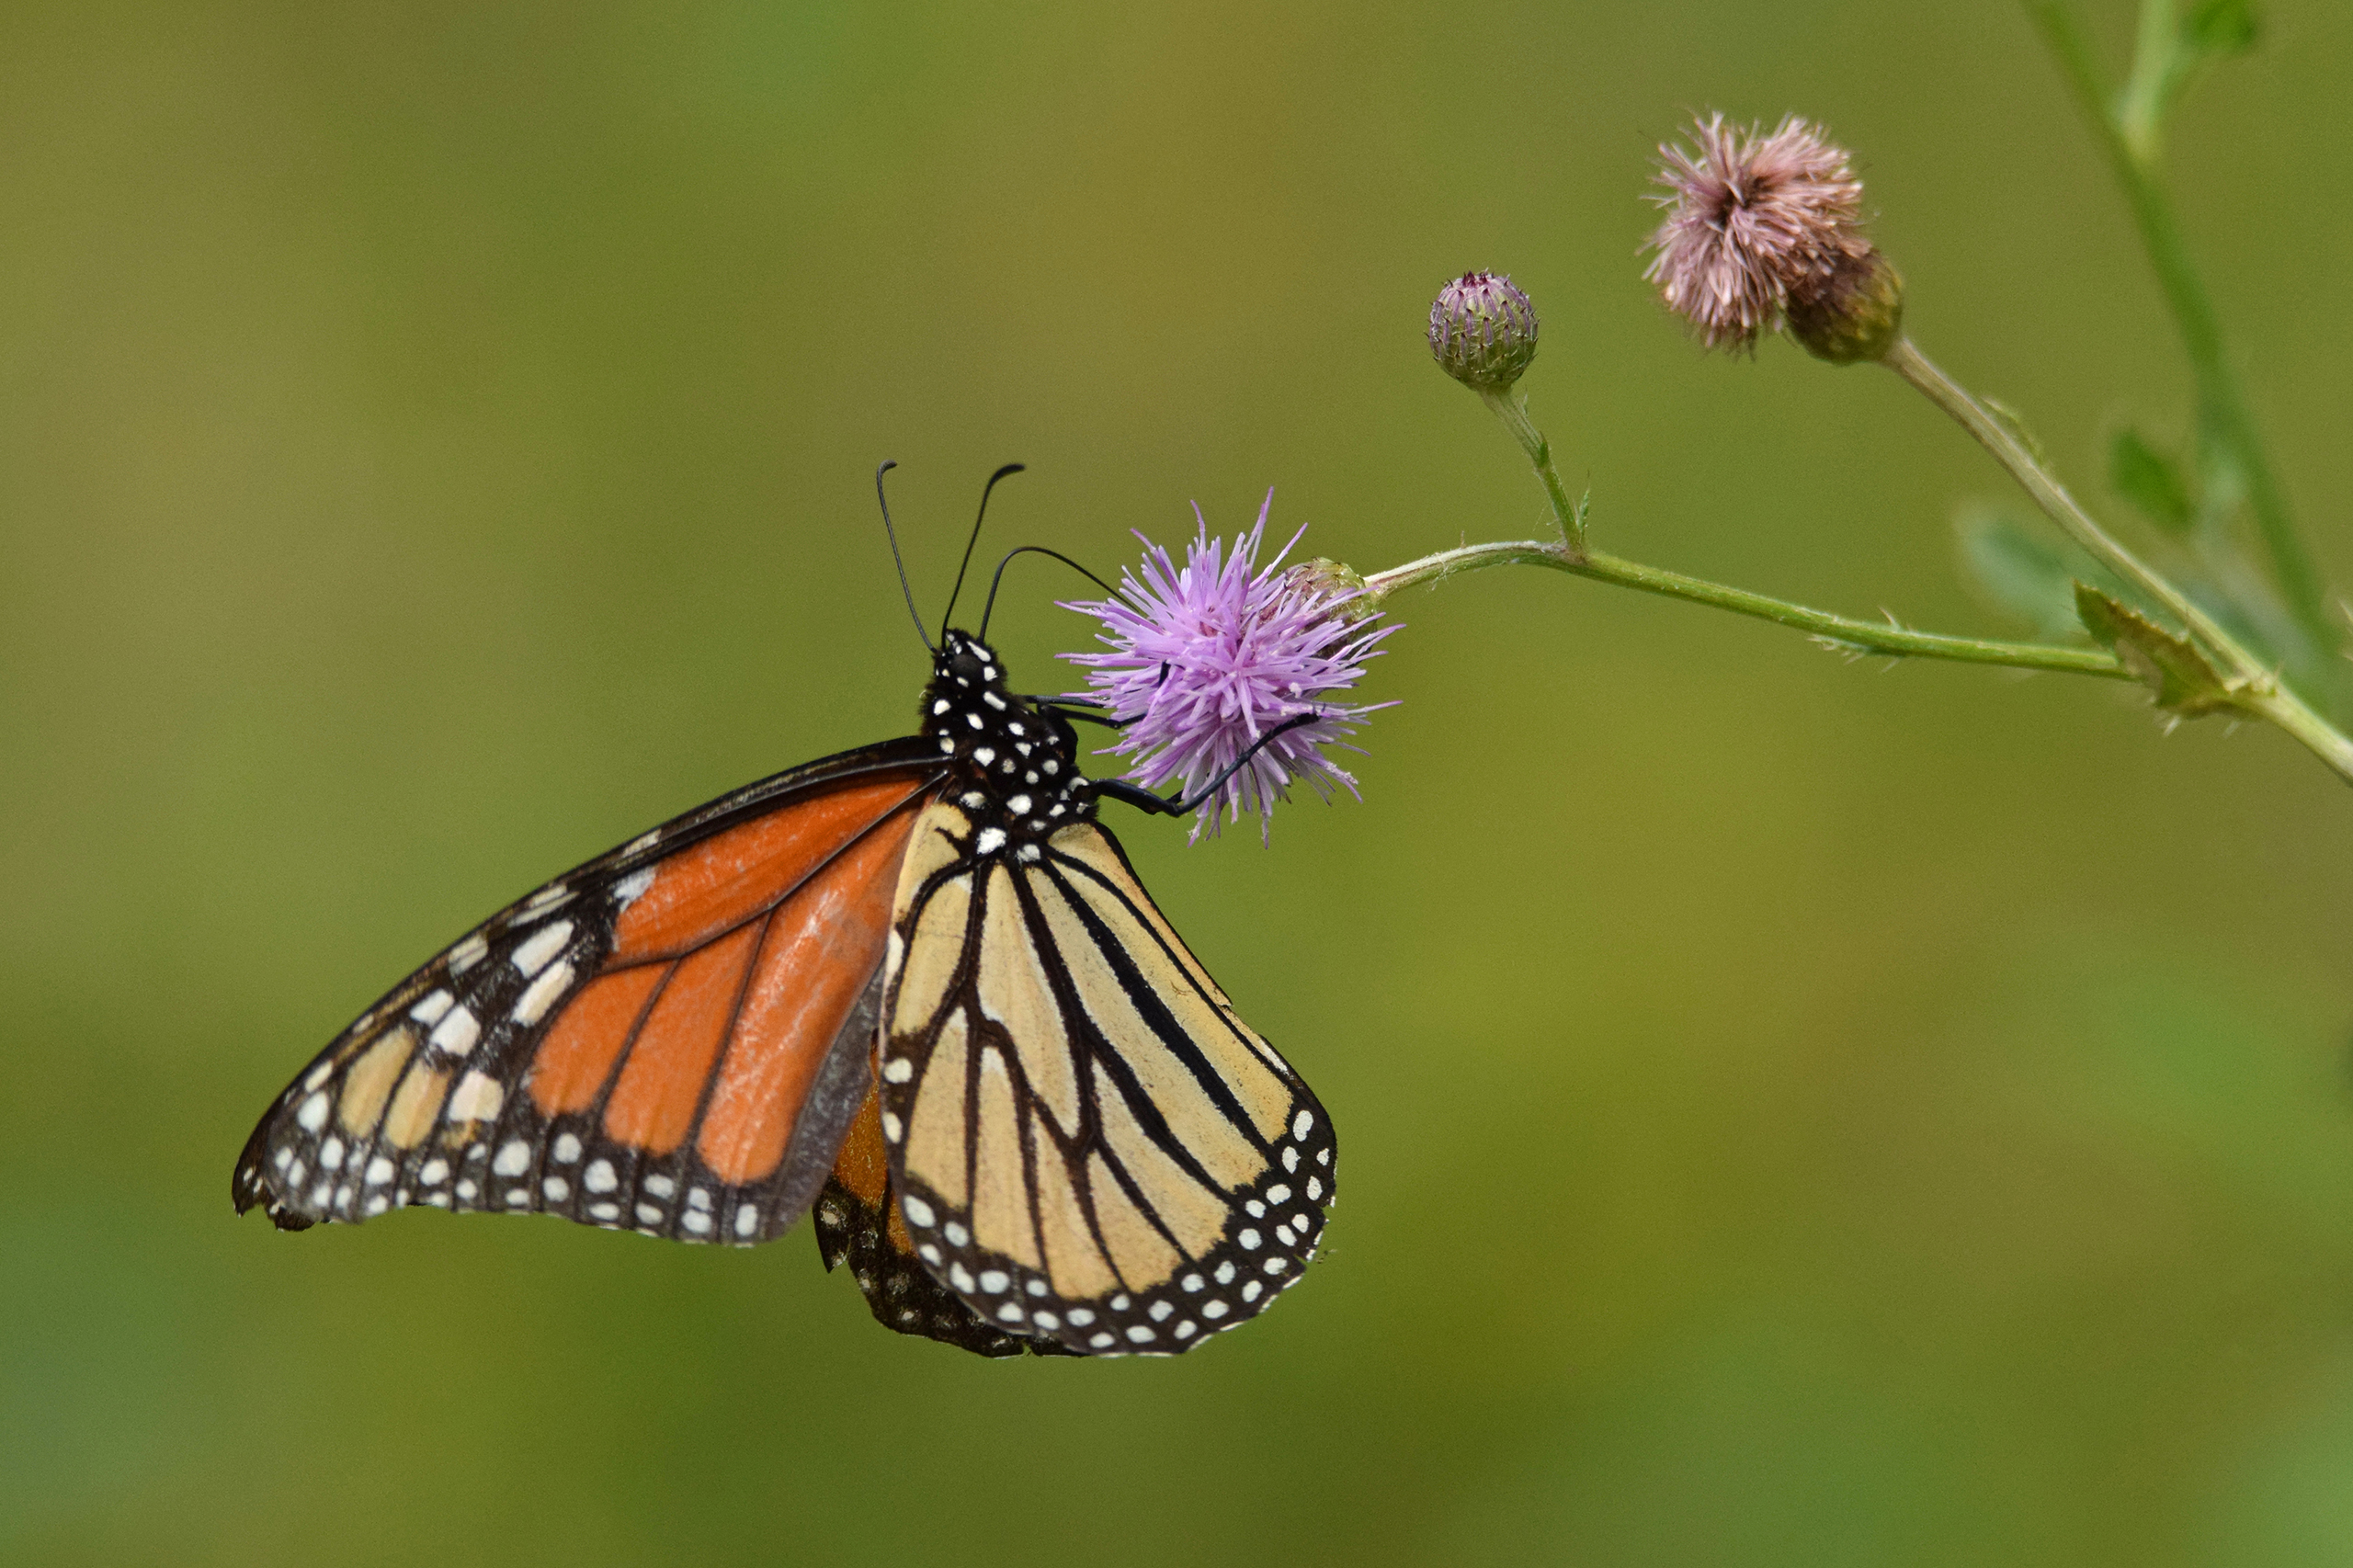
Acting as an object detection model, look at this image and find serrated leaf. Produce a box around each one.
[2108,428,2194,533]
[2074,582,2241,715]
[2182,0,2257,59]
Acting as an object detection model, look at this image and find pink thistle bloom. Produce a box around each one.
[1643,113,1870,353]
[1062,493,1396,842]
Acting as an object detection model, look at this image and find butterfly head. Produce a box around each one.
[923,629,1093,849]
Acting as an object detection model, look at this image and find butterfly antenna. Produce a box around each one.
[980,545,1117,640]
[874,460,933,653]
[940,462,1024,632]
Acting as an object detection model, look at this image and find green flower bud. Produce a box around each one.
[1785,247,1904,365]
[1427,272,1539,392]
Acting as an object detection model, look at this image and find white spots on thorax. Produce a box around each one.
[428,1006,480,1058]
[964,711,983,731]
[410,991,455,1027]
[551,1132,582,1164]
[1041,758,1060,775]
[613,867,655,905]
[974,827,1006,856]
[1006,794,1032,814]
[448,933,490,975]
[643,1173,676,1199]
[448,1071,504,1124]
[542,1175,570,1202]
[363,1156,395,1187]
[511,921,573,978]
[933,699,951,715]
[297,1092,330,1132]
[982,690,1006,710]
[734,1203,760,1238]
[512,960,573,1025]
[901,1194,935,1227]
[961,792,987,810]
[584,1159,618,1193]
[492,1140,531,1176]
[972,746,995,767]
[938,737,956,754]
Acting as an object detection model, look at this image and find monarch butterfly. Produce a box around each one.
[233,466,1336,1358]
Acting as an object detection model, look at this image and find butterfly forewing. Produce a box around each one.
[233,745,942,1246]
[876,807,1337,1357]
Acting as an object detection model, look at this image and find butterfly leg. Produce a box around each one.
[1094,710,1325,817]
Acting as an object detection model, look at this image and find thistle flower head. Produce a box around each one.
[1428,271,1540,392]
[1643,113,1872,353]
[1061,493,1396,842]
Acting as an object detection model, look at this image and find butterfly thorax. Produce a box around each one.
[919,629,1097,854]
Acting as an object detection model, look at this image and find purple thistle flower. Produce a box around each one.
[1062,493,1396,842]
[1643,112,1871,353]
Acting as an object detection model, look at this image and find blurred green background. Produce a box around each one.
[6,2,2353,1563]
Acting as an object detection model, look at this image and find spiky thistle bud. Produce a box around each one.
[1427,272,1539,392]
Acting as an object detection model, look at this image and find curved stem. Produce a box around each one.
[1361,540,2131,678]
[2023,0,2334,655]
[1478,387,1586,554]
[1883,336,2249,665]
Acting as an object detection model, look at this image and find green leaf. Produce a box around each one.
[2108,427,2194,533]
[2181,0,2257,60]
[1956,504,2086,640]
[2074,582,2242,716]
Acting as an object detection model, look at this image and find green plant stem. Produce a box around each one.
[1882,336,2240,657]
[1359,540,2131,679]
[2024,0,2333,653]
[1479,387,1586,554]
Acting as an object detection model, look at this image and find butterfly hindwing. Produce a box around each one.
[233,744,942,1246]
[875,806,1336,1357]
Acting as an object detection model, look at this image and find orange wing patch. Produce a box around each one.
[695,812,914,1183]
[611,778,923,960]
